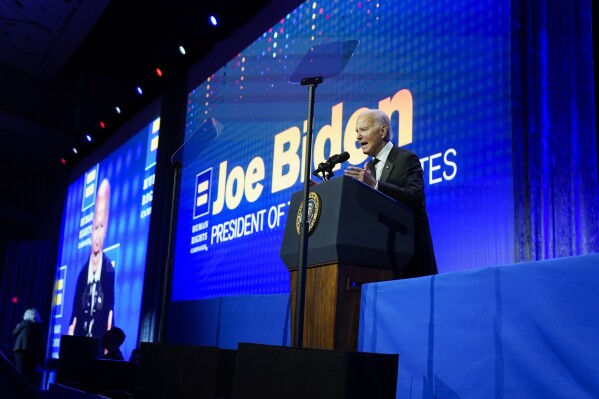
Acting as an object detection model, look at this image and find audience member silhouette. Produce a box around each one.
[101,327,126,361]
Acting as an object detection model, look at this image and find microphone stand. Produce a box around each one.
[294,76,322,348]
[312,168,334,182]
[157,118,222,344]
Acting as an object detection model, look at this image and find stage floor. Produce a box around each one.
[166,253,599,398]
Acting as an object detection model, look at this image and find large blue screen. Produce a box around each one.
[173,0,513,301]
[48,117,160,360]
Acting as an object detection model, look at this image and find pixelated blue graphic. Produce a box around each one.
[172,0,514,300]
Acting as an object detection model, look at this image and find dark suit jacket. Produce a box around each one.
[70,252,115,337]
[12,319,43,353]
[369,144,438,278]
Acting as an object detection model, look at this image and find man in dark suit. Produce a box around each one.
[68,178,115,337]
[13,308,44,384]
[344,109,437,278]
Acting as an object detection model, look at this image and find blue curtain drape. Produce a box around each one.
[0,240,56,359]
[512,0,599,262]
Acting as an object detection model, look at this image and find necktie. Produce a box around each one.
[371,158,380,179]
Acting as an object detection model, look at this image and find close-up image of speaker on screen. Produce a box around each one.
[47,116,161,368]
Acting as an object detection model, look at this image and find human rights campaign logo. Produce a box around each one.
[145,117,160,171]
[82,164,99,211]
[194,168,212,219]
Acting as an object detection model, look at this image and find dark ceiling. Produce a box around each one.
[0,0,273,240]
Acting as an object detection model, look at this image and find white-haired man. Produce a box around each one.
[345,109,437,278]
[68,178,115,337]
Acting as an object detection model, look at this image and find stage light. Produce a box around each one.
[210,15,218,26]
[179,45,186,55]
[137,86,143,95]
[72,147,78,154]
[155,67,163,77]
[61,158,66,165]
[115,106,122,114]
[100,121,106,129]
[86,134,92,142]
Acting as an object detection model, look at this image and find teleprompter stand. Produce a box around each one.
[288,40,359,348]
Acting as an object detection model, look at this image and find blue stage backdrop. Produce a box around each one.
[47,117,161,361]
[172,0,514,301]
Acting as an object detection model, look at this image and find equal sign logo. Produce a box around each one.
[145,117,160,170]
[82,164,99,211]
[54,265,67,318]
[194,168,213,219]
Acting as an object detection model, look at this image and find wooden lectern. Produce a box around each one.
[280,176,414,350]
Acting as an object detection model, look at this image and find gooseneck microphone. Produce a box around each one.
[312,151,350,181]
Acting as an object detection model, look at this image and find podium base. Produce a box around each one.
[290,262,394,350]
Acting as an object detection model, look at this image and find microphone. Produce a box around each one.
[328,151,350,166]
[313,152,350,176]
